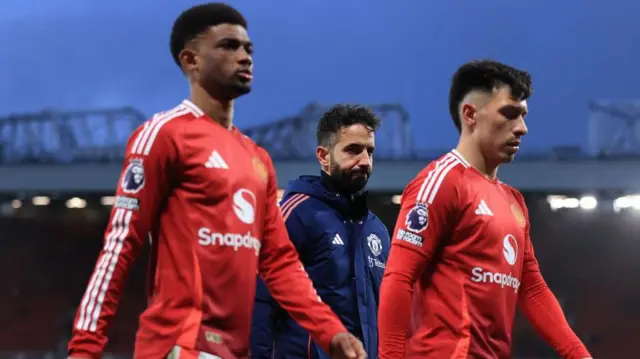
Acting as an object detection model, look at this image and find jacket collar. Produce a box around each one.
[320,171,369,219]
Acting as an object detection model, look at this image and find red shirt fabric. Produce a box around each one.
[378,150,590,359]
[68,100,346,359]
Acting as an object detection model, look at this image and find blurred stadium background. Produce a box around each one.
[0,101,639,359]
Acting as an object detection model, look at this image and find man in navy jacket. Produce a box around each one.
[251,105,390,359]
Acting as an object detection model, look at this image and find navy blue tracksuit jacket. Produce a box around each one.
[250,174,389,359]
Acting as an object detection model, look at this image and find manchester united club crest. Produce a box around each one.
[367,233,383,257]
[511,204,526,227]
[252,156,268,184]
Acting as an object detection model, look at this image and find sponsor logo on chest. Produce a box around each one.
[470,234,521,293]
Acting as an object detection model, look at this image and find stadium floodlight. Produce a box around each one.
[547,195,578,211]
[547,195,598,211]
[66,197,87,209]
[579,196,598,210]
[613,195,640,212]
[11,200,22,209]
[32,196,50,206]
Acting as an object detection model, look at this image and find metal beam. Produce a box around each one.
[588,99,640,156]
[242,103,413,159]
[0,107,146,164]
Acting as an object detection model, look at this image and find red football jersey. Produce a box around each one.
[379,150,590,359]
[68,100,346,359]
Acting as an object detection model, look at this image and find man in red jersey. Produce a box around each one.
[378,59,593,359]
[67,3,365,359]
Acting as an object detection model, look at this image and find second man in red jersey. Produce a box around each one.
[378,60,592,359]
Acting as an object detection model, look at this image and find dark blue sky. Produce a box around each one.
[1,0,638,152]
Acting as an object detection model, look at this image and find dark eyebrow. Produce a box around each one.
[501,104,528,116]
[217,37,252,47]
[344,142,375,152]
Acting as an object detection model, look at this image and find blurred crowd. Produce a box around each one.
[0,194,638,359]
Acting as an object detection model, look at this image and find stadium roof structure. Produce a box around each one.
[0,103,413,164]
[242,102,413,160]
[0,107,145,164]
[3,99,639,165]
[587,99,640,157]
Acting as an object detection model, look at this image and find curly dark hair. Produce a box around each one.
[316,105,381,148]
[170,3,247,68]
[448,59,533,132]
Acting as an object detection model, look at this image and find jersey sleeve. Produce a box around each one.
[257,151,347,355]
[514,194,592,359]
[379,163,461,359]
[68,122,180,358]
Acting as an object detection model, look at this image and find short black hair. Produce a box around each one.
[170,3,247,67]
[448,59,533,132]
[316,105,381,148]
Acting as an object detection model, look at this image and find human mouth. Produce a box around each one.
[505,140,520,152]
[236,70,253,81]
[352,171,368,179]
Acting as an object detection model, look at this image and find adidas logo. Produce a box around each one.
[332,233,345,245]
[205,150,229,169]
[475,200,494,216]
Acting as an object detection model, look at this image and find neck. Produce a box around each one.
[321,170,361,198]
[190,83,234,129]
[456,136,499,180]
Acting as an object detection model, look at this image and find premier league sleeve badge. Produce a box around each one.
[405,203,429,233]
[121,158,145,194]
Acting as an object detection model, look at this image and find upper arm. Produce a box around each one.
[392,165,460,260]
[113,120,180,240]
[386,160,461,283]
[68,119,181,352]
[257,151,303,275]
[279,197,311,256]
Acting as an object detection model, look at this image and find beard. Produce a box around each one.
[329,161,370,194]
[214,79,252,100]
[227,78,252,97]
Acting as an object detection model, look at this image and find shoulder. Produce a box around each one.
[280,193,338,228]
[404,151,468,204]
[127,101,200,156]
[279,193,315,222]
[499,181,525,202]
[279,194,329,242]
[236,130,269,158]
[237,130,260,147]
[367,211,388,231]
[235,132,276,175]
[499,181,528,216]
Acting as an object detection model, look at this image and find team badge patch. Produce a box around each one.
[252,156,268,184]
[121,158,145,194]
[405,203,429,233]
[367,233,383,257]
[511,204,526,227]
